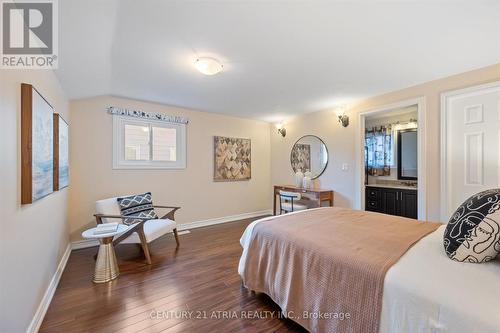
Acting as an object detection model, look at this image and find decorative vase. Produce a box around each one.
[294,169,304,188]
[303,175,312,189]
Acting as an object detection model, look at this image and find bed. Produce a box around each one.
[239,207,500,333]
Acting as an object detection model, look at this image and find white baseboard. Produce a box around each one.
[27,243,72,333]
[177,209,272,231]
[70,209,272,250]
[71,238,99,250]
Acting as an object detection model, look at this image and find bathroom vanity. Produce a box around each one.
[365,184,417,219]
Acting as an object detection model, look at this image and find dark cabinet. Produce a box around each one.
[365,186,417,219]
[399,190,418,219]
[382,189,399,216]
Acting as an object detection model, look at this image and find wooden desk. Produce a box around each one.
[273,185,334,215]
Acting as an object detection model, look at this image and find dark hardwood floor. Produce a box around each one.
[40,217,306,333]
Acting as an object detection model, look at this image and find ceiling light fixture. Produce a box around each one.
[195,57,223,75]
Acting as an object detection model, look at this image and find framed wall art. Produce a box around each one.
[21,83,54,204]
[214,136,251,181]
[53,114,69,190]
[290,143,311,173]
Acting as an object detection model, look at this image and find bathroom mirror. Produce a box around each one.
[290,135,328,179]
[397,129,417,180]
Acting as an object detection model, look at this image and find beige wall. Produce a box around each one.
[0,71,69,332]
[271,63,500,222]
[69,96,271,240]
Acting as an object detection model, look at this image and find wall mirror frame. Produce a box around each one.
[397,128,418,180]
[290,135,329,179]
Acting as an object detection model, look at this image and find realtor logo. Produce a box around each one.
[1,0,58,68]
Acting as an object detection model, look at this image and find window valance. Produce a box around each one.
[107,106,189,124]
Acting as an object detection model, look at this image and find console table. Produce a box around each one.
[273,185,334,215]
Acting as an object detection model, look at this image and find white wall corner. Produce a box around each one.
[26,243,72,333]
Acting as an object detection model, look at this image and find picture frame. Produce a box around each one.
[290,143,311,173]
[213,136,251,182]
[53,114,69,191]
[21,83,54,204]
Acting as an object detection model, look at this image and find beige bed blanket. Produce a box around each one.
[241,207,439,333]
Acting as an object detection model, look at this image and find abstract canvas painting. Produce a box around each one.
[291,143,311,173]
[21,83,54,204]
[214,136,251,181]
[53,114,69,190]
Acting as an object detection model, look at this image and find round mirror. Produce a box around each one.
[290,135,328,179]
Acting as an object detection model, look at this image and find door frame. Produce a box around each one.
[440,80,500,222]
[355,97,427,220]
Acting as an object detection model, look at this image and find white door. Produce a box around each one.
[442,81,500,221]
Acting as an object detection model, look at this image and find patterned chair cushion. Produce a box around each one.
[117,192,158,225]
[443,189,500,263]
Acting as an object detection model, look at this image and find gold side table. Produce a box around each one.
[82,224,128,283]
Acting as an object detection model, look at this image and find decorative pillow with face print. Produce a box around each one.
[443,189,500,263]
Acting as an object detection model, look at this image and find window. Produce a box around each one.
[365,126,393,176]
[113,116,186,169]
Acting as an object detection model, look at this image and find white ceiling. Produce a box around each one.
[56,0,500,122]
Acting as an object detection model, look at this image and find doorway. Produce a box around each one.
[355,98,427,220]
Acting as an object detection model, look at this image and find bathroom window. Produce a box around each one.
[365,126,393,176]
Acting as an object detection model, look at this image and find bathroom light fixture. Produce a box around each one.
[276,122,287,137]
[195,57,223,75]
[335,105,349,127]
